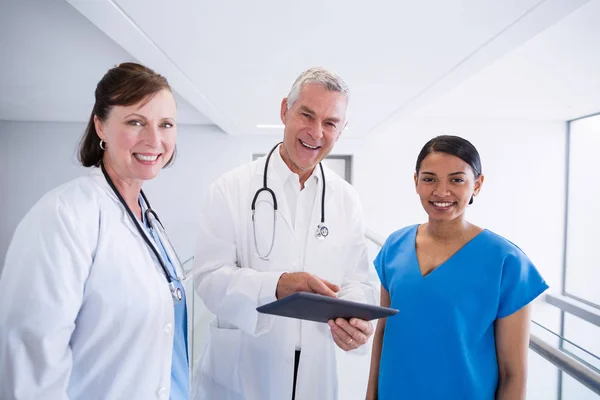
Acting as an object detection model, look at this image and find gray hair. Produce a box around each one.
[286,67,349,110]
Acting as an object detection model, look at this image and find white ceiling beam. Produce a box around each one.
[64,0,237,135]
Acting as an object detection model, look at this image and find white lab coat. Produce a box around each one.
[0,169,183,400]
[192,153,377,400]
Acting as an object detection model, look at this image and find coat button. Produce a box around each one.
[164,323,173,333]
[157,387,168,398]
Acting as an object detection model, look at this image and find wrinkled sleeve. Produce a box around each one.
[193,180,283,336]
[497,250,549,319]
[0,198,92,400]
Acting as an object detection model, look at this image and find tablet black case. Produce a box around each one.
[256,292,399,323]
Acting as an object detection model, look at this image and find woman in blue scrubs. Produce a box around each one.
[366,135,548,400]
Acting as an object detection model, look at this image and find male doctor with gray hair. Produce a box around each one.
[192,67,377,400]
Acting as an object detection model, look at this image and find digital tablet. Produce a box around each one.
[256,292,399,323]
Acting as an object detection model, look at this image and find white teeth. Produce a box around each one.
[300,140,318,150]
[433,202,453,207]
[134,154,159,162]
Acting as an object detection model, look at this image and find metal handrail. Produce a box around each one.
[364,230,600,395]
[545,293,600,328]
[530,334,600,395]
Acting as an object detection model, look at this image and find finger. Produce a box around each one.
[350,318,374,337]
[335,318,368,345]
[329,323,353,351]
[307,275,337,297]
[320,278,340,293]
[329,319,355,345]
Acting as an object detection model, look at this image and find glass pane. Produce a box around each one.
[529,320,600,399]
[562,373,600,399]
[562,313,600,371]
[528,349,559,400]
[566,114,600,306]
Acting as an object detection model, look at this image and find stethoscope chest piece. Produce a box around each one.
[170,283,183,302]
[315,223,329,240]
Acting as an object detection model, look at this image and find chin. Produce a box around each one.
[136,168,161,181]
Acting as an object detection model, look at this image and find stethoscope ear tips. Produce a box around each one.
[315,223,329,240]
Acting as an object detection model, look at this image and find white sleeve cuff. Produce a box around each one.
[254,271,287,336]
[258,271,286,306]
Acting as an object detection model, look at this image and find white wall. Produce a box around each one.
[354,117,567,399]
[0,122,86,263]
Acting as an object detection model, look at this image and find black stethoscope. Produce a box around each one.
[251,142,329,260]
[101,164,184,304]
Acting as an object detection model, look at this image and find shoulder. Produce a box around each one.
[323,165,362,207]
[478,229,531,262]
[212,159,261,192]
[381,225,419,252]
[33,173,104,218]
[14,172,106,244]
[388,225,419,242]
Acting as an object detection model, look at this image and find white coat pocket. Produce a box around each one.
[201,322,243,392]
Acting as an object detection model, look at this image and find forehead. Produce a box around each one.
[419,152,472,173]
[294,83,348,119]
[111,89,176,117]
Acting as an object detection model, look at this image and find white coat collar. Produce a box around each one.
[270,144,320,189]
[255,144,336,193]
[88,167,150,240]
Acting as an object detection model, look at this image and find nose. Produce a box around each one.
[143,124,161,148]
[432,181,451,197]
[306,119,324,141]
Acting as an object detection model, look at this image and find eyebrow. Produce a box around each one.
[123,113,147,120]
[299,105,315,115]
[123,113,174,121]
[421,171,467,176]
[298,105,342,123]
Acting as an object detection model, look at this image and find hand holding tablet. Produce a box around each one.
[257,292,399,324]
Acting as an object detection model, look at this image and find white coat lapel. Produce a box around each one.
[90,168,163,264]
[253,156,295,234]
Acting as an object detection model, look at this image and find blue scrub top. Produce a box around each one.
[374,225,548,400]
[140,199,189,400]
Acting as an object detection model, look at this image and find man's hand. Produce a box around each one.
[328,318,373,351]
[275,272,339,299]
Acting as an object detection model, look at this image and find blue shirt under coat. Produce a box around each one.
[140,197,189,400]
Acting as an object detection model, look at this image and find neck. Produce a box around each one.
[424,216,470,243]
[103,161,143,218]
[279,144,314,190]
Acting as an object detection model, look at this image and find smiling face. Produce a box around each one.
[95,89,177,185]
[414,152,484,222]
[279,83,347,182]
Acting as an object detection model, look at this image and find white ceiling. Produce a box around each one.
[414,0,600,121]
[1,0,597,133]
[0,0,212,125]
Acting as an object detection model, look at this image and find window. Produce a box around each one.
[564,113,600,308]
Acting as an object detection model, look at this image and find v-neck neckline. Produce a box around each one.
[412,225,486,279]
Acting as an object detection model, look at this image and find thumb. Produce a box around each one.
[320,278,340,293]
[307,275,338,298]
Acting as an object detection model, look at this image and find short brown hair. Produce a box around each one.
[78,62,174,167]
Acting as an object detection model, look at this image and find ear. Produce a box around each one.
[473,174,485,196]
[280,98,288,125]
[93,115,105,141]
